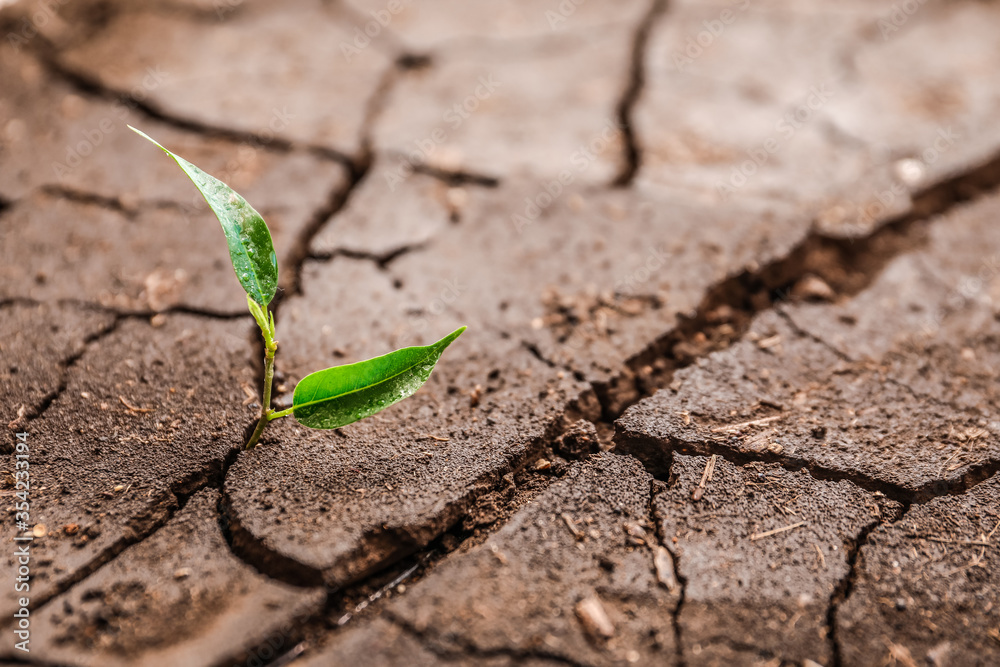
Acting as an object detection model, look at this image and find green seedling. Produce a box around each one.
[129,126,465,450]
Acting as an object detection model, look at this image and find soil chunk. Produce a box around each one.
[24,490,324,667]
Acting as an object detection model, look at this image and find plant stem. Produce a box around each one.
[244,410,269,451]
[245,308,278,450]
[244,342,275,450]
[269,406,294,421]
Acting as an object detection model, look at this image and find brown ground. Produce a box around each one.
[2,1,1000,665]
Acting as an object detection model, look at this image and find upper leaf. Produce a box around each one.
[291,327,467,429]
[129,126,278,306]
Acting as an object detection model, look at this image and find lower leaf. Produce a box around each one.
[291,327,466,429]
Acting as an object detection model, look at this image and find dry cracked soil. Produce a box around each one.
[2,0,1000,665]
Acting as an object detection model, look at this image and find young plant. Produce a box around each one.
[129,126,465,450]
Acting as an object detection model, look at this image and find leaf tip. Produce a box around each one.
[444,325,467,346]
[128,125,168,153]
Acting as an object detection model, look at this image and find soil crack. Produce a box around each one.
[625,428,1000,507]
[35,183,218,221]
[612,0,668,187]
[38,184,132,216]
[307,243,427,271]
[385,611,591,667]
[773,307,852,363]
[216,492,326,589]
[647,477,688,667]
[29,36,355,167]
[22,458,232,620]
[215,412,602,664]
[16,306,251,427]
[589,149,1000,500]
[408,162,501,188]
[19,312,123,425]
[825,503,910,667]
[606,144,1000,413]
[777,305,994,415]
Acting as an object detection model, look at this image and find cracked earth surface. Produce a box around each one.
[2,0,1000,665]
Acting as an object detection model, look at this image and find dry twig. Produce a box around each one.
[750,521,806,541]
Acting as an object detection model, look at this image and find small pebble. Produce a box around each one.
[893,158,924,186]
[792,274,835,302]
[575,595,615,640]
[653,546,678,591]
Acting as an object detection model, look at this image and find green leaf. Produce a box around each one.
[129,126,278,306]
[292,327,467,429]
